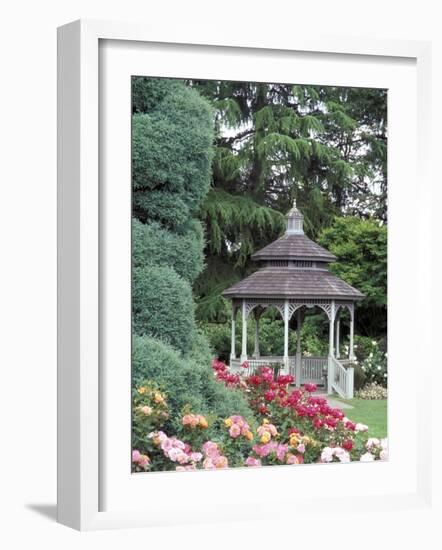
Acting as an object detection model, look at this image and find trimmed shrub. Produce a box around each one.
[132,77,183,114]
[132,265,195,355]
[132,190,190,229]
[132,218,204,284]
[353,362,367,391]
[132,335,254,431]
[132,84,213,229]
[188,328,213,367]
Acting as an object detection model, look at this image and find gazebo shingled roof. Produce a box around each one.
[251,233,336,262]
[222,267,364,300]
[223,199,363,301]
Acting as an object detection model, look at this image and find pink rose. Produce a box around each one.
[167,447,183,462]
[161,438,173,452]
[202,441,220,458]
[191,452,203,462]
[203,457,215,470]
[296,443,305,454]
[182,414,193,426]
[132,450,141,463]
[276,444,288,461]
[138,454,150,467]
[245,456,262,467]
[229,424,241,438]
[176,451,190,465]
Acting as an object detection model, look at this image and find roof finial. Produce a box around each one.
[286,198,304,235]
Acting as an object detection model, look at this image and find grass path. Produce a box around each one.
[333,398,388,439]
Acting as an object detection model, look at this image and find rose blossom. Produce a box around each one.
[245,457,262,467]
[214,455,228,469]
[202,441,221,459]
[296,443,305,454]
[138,454,150,467]
[229,424,241,438]
[320,447,334,463]
[366,437,380,450]
[355,423,368,432]
[334,448,350,463]
[132,450,141,462]
[360,452,374,462]
[276,444,288,461]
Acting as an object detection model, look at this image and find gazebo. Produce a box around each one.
[222,201,364,399]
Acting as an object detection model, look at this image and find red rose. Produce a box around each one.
[264,390,276,402]
[342,439,353,451]
[313,417,323,429]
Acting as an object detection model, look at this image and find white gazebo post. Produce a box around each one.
[283,300,289,374]
[253,309,260,358]
[241,300,248,363]
[335,311,340,359]
[295,308,302,387]
[328,300,335,394]
[230,303,237,362]
[349,307,355,360]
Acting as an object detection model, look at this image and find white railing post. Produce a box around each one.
[283,300,289,374]
[296,308,302,386]
[327,300,335,395]
[327,357,333,394]
[253,311,260,358]
[241,300,248,363]
[346,367,354,399]
[335,318,340,359]
[349,308,355,361]
[230,304,236,362]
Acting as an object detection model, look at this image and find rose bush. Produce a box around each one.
[131,359,388,472]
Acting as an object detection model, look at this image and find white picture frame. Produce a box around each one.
[57,19,434,531]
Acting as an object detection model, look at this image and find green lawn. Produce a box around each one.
[334,398,388,439]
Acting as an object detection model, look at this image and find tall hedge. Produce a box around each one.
[132,335,253,429]
[132,218,204,284]
[132,265,195,355]
[132,81,214,229]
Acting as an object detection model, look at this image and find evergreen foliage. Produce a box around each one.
[132,218,204,284]
[189,80,387,323]
[132,78,214,229]
[318,216,387,336]
[131,77,215,355]
[132,335,254,429]
[132,265,195,355]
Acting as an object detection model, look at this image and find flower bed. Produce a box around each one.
[132,360,388,472]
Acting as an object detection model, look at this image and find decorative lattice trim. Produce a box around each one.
[240,298,351,322]
[335,301,354,320]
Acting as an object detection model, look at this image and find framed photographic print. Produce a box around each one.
[57,19,433,530]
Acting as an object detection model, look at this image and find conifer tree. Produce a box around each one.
[190,80,387,324]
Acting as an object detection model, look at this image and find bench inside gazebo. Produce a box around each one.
[222,201,364,399]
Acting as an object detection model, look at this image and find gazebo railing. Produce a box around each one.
[229,356,327,387]
[329,356,354,399]
[299,356,328,385]
[230,356,288,375]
